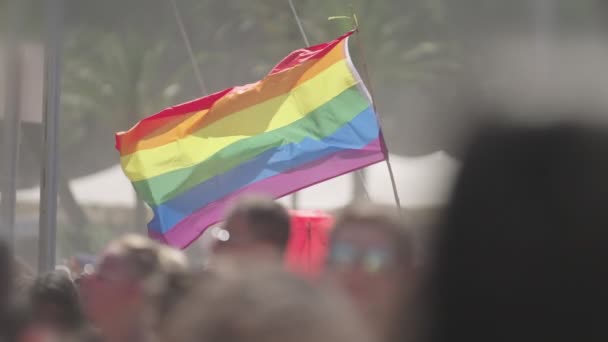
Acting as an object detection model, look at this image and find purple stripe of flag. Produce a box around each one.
[150,138,386,248]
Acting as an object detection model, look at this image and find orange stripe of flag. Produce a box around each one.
[117,39,347,156]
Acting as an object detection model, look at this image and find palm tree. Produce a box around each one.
[61,28,195,230]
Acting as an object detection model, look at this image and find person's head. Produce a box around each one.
[325,204,416,340]
[0,249,37,342]
[161,263,371,342]
[214,195,291,260]
[80,234,188,340]
[28,271,84,333]
[427,122,608,342]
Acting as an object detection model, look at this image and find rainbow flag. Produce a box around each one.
[115,31,387,248]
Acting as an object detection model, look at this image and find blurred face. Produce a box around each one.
[213,214,280,260]
[79,251,141,332]
[68,257,82,275]
[326,224,414,331]
[17,325,61,342]
[30,302,71,332]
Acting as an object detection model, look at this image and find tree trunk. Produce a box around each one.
[351,169,368,202]
[57,176,88,228]
[125,41,146,233]
[21,126,90,228]
[134,197,147,232]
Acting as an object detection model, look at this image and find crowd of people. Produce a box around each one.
[1,120,608,342]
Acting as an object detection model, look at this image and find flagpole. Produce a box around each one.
[168,0,209,95]
[38,0,64,272]
[287,0,310,210]
[289,2,372,206]
[349,11,403,211]
[288,0,311,47]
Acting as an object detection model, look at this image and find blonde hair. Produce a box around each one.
[105,234,188,278]
[105,234,190,340]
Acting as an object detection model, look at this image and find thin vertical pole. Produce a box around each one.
[39,0,64,272]
[384,154,402,209]
[0,0,23,247]
[0,54,21,247]
[289,3,372,206]
[287,0,311,209]
[168,0,209,95]
[288,0,311,47]
[351,15,402,211]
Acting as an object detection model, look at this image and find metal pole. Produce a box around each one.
[0,0,23,247]
[287,0,312,209]
[288,0,311,47]
[38,0,64,272]
[351,20,402,212]
[384,155,402,209]
[0,54,21,247]
[168,0,209,95]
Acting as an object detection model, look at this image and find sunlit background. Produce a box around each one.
[1,0,607,269]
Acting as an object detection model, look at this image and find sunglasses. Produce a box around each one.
[328,241,397,274]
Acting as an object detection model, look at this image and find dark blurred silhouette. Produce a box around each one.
[162,263,371,342]
[0,242,32,341]
[0,240,9,311]
[326,204,417,342]
[213,195,291,262]
[0,240,12,339]
[426,121,608,342]
[27,271,85,335]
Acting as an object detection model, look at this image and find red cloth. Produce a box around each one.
[285,210,334,278]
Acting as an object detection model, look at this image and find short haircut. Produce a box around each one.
[105,234,189,281]
[30,271,84,328]
[225,195,291,253]
[332,204,415,267]
[105,234,190,333]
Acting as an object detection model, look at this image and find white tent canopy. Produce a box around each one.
[17,152,459,210]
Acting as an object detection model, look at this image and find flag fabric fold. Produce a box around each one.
[116,31,387,248]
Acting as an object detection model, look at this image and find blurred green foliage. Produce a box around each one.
[2,0,606,256]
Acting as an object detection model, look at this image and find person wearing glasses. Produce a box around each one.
[325,205,418,342]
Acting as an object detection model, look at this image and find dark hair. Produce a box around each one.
[0,240,11,336]
[0,244,35,342]
[426,122,608,342]
[225,195,291,253]
[30,271,84,329]
[331,204,415,267]
[0,240,10,309]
